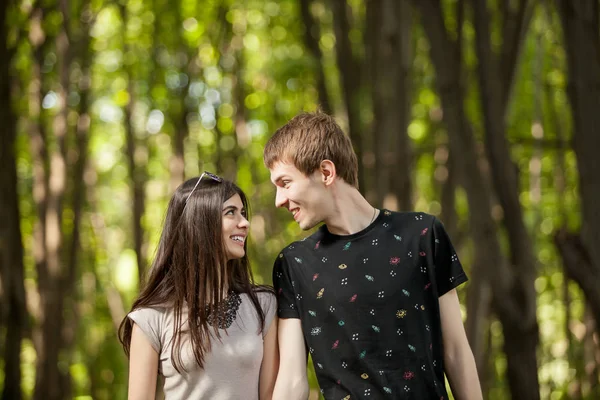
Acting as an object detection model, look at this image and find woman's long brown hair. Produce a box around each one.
[118,177,272,372]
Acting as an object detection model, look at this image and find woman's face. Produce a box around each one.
[221,193,249,260]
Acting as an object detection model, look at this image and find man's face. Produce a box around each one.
[269,161,329,231]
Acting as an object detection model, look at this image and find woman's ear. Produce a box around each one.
[320,160,337,186]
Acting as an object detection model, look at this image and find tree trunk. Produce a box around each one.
[554,230,600,327]
[542,8,581,390]
[65,0,93,314]
[33,0,71,397]
[231,32,249,179]
[367,0,413,211]
[170,3,191,189]
[120,3,147,284]
[501,320,540,399]
[0,2,27,399]
[556,0,600,330]
[171,86,188,188]
[439,147,458,239]
[583,306,600,397]
[27,6,50,371]
[469,1,540,398]
[299,0,332,114]
[412,1,540,398]
[87,180,127,331]
[60,4,94,397]
[331,0,367,192]
[530,18,544,227]
[392,0,413,211]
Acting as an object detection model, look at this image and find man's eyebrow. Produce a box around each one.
[272,175,288,184]
[270,174,281,184]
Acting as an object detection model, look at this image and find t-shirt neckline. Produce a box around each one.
[320,208,385,241]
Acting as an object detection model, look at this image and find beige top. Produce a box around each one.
[128,291,276,400]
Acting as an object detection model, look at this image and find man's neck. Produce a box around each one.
[323,185,378,236]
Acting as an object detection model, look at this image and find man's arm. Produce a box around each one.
[439,289,483,400]
[272,318,309,400]
[259,315,279,400]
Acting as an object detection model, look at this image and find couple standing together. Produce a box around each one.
[119,111,482,400]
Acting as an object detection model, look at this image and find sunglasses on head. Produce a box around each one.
[185,171,223,204]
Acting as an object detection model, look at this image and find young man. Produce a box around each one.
[264,111,482,399]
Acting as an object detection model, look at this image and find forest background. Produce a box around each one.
[1,0,600,399]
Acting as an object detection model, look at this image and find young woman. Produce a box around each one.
[119,172,278,400]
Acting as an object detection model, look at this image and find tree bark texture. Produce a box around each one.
[299,0,332,114]
[412,1,540,398]
[556,0,600,333]
[60,4,94,397]
[469,2,540,398]
[170,2,191,189]
[554,230,600,329]
[33,0,72,397]
[0,2,27,399]
[28,7,51,320]
[367,0,413,211]
[331,0,367,191]
[119,3,147,284]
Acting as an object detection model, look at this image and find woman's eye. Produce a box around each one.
[225,209,234,215]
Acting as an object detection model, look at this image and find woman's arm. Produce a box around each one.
[259,315,279,400]
[128,323,159,400]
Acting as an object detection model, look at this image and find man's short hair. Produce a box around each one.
[263,111,359,188]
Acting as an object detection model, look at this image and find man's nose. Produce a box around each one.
[275,188,288,208]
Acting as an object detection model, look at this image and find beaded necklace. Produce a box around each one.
[205,291,242,329]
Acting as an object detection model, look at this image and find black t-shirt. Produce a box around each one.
[272,210,468,399]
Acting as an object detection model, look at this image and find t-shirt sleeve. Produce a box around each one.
[128,307,164,353]
[259,292,277,338]
[431,217,468,297]
[272,253,300,319]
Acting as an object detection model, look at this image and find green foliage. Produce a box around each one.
[3,0,596,398]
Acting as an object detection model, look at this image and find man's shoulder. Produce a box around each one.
[278,229,323,256]
[383,209,436,226]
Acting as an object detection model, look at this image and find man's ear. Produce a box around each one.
[320,160,337,186]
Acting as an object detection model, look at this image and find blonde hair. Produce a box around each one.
[263,111,359,188]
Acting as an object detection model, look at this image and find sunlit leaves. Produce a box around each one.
[113,249,139,293]
[5,0,593,398]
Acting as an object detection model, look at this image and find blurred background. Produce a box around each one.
[1,0,599,399]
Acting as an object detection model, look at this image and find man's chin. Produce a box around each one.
[298,219,318,231]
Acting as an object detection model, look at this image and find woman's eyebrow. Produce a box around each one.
[222,205,246,213]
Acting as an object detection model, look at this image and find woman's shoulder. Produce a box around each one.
[252,285,275,300]
[129,304,173,324]
[242,286,275,311]
[247,286,277,331]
